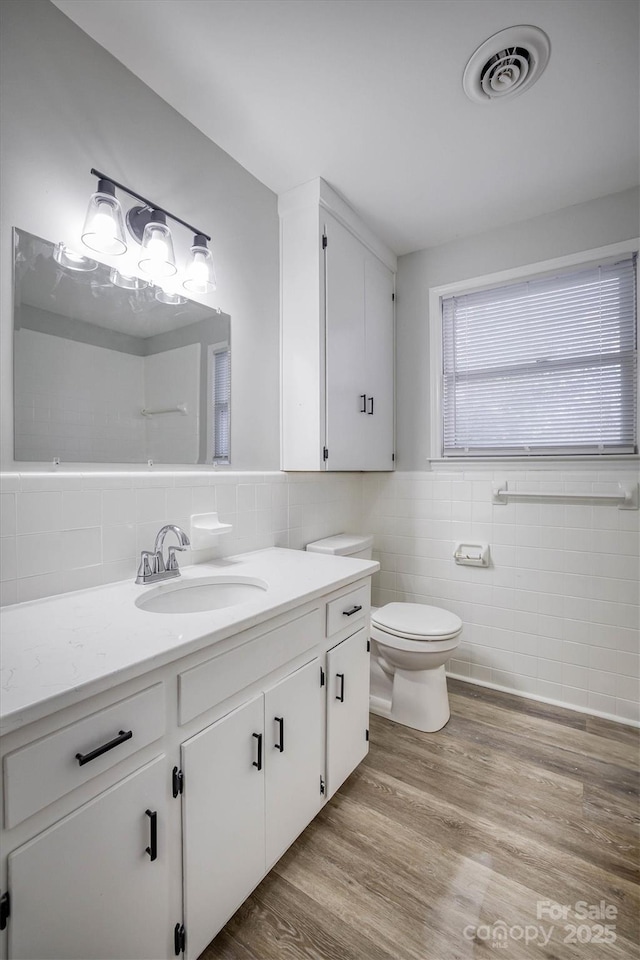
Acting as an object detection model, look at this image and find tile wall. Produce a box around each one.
[362,468,640,725]
[0,471,362,606]
[2,465,638,726]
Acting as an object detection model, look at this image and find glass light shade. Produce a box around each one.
[53,243,98,272]
[155,286,186,305]
[138,214,177,279]
[81,191,127,256]
[110,268,148,290]
[183,237,216,293]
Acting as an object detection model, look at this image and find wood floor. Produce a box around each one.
[201,680,640,960]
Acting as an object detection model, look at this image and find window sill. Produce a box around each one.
[427,455,640,472]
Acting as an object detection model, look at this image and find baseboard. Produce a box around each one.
[446,672,640,729]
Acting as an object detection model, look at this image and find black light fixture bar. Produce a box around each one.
[90,168,211,241]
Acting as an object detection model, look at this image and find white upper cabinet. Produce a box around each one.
[279,178,396,471]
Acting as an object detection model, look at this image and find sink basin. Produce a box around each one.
[135,576,268,614]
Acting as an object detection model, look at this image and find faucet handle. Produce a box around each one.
[167,544,186,572]
[136,550,156,584]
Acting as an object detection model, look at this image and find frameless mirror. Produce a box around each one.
[13,228,230,464]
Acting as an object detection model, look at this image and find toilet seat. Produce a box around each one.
[371,602,462,642]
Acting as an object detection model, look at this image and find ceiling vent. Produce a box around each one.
[463,25,550,104]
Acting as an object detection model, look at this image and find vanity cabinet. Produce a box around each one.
[0,555,375,960]
[279,177,396,472]
[7,756,170,960]
[326,628,371,798]
[182,658,323,960]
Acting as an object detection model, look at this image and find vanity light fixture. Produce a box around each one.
[53,242,98,272]
[81,177,127,255]
[84,168,215,294]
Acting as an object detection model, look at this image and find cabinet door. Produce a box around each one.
[264,658,323,869]
[181,696,265,960]
[363,252,395,470]
[326,628,371,798]
[324,212,367,470]
[8,757,170,960]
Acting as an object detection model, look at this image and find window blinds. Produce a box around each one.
[441,256,637,457]
[212,347,230,463]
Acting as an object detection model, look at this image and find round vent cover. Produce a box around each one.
[463,25,550,103]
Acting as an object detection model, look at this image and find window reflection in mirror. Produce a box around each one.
[12,228,230,464]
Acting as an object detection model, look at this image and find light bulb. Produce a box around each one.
[138,211,177,279]
[81,179,127,256]
[183,234,216,293]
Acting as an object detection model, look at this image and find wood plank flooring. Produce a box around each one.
[200,680,640,960]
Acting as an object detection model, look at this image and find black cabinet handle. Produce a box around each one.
[252,732,263,770]
[75,729,132,766]
[336,673,345,702]
[274,716,284,753]
[360,394,367,413]
[368,396,374,415]
[343,604,362,617]
[145,809,157,862]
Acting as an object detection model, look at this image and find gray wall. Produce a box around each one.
[395,187,640,470]
[0,0,279,470]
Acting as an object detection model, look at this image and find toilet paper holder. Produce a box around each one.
[453,542,490,567]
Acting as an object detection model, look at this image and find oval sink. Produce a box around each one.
[135,576,268,614]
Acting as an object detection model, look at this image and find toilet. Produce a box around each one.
[306,534,463,733]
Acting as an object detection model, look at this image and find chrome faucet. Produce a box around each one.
[136,524,191,585]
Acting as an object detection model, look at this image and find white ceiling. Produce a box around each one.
[53,0,639,255]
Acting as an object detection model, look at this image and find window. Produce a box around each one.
[207,343,230,464]
[436,253,637,458]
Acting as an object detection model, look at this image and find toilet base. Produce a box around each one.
[390,664,451,733]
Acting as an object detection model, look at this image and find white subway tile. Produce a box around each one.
[102,524,136,563]
[17,491,63,534]
[102,489,136,525]
[62,528,102,570]
[1,538,17,582]
[16,532,62,578]
[63,491,101,530]
[587,691,617,716]
[0,494,16,537]
[135,488,167,523]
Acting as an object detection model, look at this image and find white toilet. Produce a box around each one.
[306,534,463,733]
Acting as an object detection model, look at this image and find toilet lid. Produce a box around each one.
[371,602,462,640]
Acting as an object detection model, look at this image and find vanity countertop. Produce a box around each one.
[0,547,378,735]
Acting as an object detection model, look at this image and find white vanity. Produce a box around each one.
[0,547,378,960]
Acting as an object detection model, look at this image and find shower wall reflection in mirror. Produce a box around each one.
[13,228,230,464]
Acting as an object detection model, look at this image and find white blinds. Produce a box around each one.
[212,347,230,463]
[441,256,637,457]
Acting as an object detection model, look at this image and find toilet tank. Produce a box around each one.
[306,533,374,560]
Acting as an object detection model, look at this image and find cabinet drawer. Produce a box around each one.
[326,582,369,637]
[3,683,165,829]
[179,608,322,726]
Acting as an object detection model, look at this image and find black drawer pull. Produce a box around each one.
[368,396,374,415]
[360,394,367,413]
[75,729,132,766]
[343,604,362,617]
[145,809,157,861]
[274,716,285,753]
[252,732,263,771]
[336,673,345,702]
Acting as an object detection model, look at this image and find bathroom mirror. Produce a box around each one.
[13,228,230,464]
